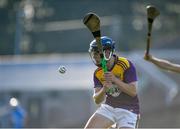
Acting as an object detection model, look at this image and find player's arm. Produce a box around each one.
[92,74,107,104]
[110,74,137,97]
[145,54,180,73]
[115,80,137,97]
[150,56,180,73]
[104,61,138,97]
[93,87,106,105]
[104,72,137,97]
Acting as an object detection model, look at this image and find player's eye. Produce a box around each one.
[103,46,111,51]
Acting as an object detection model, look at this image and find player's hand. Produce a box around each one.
[103,81,112,89]
[144,53,152,61]
[104,72,117,84]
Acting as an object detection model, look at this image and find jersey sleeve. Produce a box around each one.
[124,60,137,83]
[93,72,103,88]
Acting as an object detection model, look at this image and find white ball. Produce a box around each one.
[58,66,66,74]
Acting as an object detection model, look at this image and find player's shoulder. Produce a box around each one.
[116,56,131,70]
[94,67,103,76]
[94,67,102,74]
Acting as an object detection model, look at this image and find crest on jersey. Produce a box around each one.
[106,85,121,97]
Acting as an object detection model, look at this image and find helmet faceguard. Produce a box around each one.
[89,36,115,66]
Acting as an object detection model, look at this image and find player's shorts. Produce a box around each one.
[95,104,140,128]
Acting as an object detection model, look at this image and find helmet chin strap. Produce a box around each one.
[103,50,113,61]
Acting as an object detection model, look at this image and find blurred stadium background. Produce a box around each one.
[0,0,180,128]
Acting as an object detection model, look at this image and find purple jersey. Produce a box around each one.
[93,55,140,114]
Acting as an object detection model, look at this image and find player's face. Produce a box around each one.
[104,49,111,60]
[89,46,113,66]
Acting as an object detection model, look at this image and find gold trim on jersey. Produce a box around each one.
[95,56,130,84]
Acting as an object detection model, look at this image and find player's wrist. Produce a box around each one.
[102,86,108,91]
[112,77,119,84]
